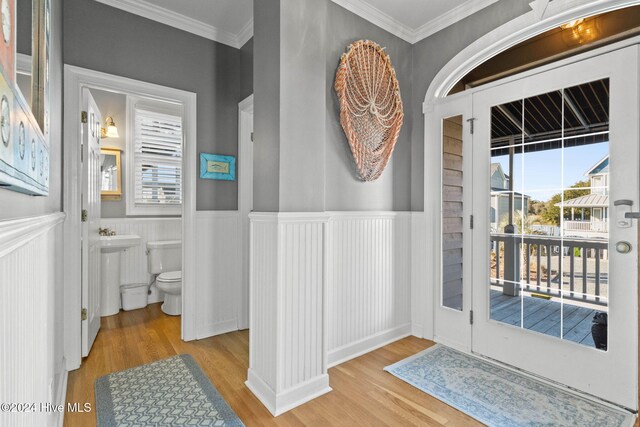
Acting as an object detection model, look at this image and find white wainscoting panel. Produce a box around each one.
[99,218,182,291]
[0,213,66,427]
[248,215,278,392]
[248,211,417,414]
[326,212,412,366]
[246,213,331,417]
[195,212,241,339]
[411,212,430,339]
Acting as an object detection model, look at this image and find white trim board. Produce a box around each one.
[0,213,65,258]
[238,94,253,331]
[63,65,198,371]
[423,0,640,106]
[93,0,253,49]
[330,0,499,44]
[327,323,412,367]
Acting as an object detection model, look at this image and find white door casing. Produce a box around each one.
[238,94,254,330]
[471,45,638,409]
[64,65,197,370]
[81,89,102,357]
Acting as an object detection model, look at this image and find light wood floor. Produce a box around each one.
[65,303,481,426]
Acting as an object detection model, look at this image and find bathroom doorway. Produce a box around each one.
[63,66,197,370]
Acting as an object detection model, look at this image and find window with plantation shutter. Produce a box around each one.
[127,104,183,215]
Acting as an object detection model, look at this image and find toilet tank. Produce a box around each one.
[147,240,182,274]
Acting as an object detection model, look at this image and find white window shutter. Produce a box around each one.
[134,109,183,206]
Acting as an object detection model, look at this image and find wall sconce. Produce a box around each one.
[561,17,600,46]
[101,116,120,139]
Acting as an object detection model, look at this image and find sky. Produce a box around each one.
[492,141,609,201]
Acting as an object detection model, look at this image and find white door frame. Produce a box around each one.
[428,94,474,352]
[421,0,640,339]
[63,65,198,370]
[238,94,253,330]
[470,45,638,409]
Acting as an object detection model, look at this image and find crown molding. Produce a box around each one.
[331,0,499,44]
[412,0,500,43]
[237,18,254,48]
[331,0,415,42]
[94,0,252,49]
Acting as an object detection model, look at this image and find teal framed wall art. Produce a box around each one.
[200,153,236,181]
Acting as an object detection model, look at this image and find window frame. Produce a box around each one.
[126,96,184,216]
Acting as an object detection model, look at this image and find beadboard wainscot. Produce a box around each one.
[194,211,242,339]
[99,217,181,304]
[0,213,66,427]
[246,212,331,417]
[326,211,413,367]
[247,211,415,414]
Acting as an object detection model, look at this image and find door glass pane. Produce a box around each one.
[488,79,609,350]
[442,115,463,310]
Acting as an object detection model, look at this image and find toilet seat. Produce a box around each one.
[158,270,181,283]
[155,270,182,316]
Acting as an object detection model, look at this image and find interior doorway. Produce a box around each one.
[63,66,197,370]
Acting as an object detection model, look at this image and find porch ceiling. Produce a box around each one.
[490,78,610,155]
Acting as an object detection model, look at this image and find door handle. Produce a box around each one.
[614,200,634,227]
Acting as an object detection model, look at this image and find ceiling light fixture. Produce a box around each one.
[561,17,599,46]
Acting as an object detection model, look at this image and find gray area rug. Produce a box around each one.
[385,345,634,427]
[95,354,244,426]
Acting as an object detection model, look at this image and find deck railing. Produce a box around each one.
[564,220,609,233]
[491,234,608,306]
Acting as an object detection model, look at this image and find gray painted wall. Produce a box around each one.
[279,0,327,212]
[240,38,254,101]
[253,0,281,212]
[252,0,413,212]
[326,1,413,211]
[64,0,244,211]
[409,0,532,210]
[0,0,63,220]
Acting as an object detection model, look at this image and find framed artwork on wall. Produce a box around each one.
[199,153,236,181]
[0,0,51,196]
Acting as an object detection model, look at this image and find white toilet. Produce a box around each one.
[147,240,182,316]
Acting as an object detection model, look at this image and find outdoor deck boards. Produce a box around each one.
[489,290,600,347]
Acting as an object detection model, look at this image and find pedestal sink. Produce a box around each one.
[99,234,142,317]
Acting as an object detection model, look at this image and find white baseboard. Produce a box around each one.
[245,369,277,415]
[198,319,238,340]
[327,323,412,368]
[246,369,332,417]
[274,374,332,416]
[411,323,424,339]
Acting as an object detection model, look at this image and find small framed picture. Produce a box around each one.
[200,153,236,181]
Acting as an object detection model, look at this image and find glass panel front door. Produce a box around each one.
[488,79,610,349]
[471,45,638,409]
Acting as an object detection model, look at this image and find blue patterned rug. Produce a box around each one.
[95,354,244,426]
[385,345,634,427]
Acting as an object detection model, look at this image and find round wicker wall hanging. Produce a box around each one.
[335,40,404,182]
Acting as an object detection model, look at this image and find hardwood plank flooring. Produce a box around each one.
[65,303,480,426]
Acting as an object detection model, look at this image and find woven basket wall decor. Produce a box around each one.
[335,40,404,182]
